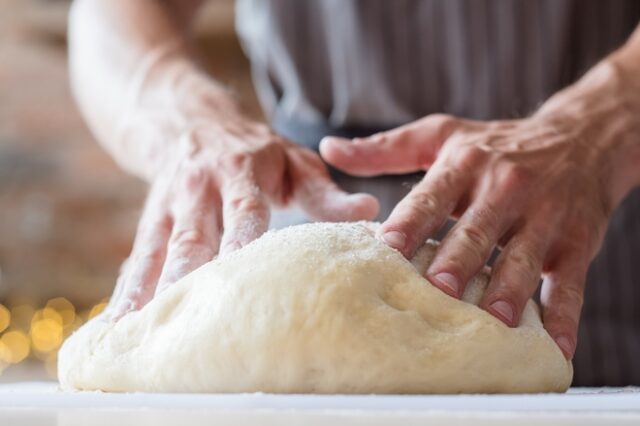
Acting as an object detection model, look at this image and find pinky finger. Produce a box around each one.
[108,200,172,320]
[103,258,130,318]
[480,228,549,327]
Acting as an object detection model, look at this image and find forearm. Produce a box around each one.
[69,0,239,180]
[606,26,640,199]
[536,24,640,208]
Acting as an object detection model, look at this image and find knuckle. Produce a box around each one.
[133,246,164,265]
[508,244,542,277]
[446,226,491,270]
[410,191,440,215]
[181,165,210,192]
[227,194,265,214]
[455,146,485,170]
[467,204,500,230]
[458,223,492,253]
[555,284,585,310]
[221,152,253,171]
[170,228,207,248]
[427,113,458,136]
[501,163,532,189]
[432,167,461,195]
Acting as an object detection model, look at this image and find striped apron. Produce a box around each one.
[236,0,640,386]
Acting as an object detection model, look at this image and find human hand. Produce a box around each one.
[105,107,378,320]
[69,0,378,322]
[320,61,640,359]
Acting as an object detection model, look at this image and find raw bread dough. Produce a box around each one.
[58,222,572,394]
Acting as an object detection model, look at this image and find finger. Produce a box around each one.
[103,258,130,317]
[377,162,470,258]
[479,225,550,327]
[108,194,172,320]
[296,178,380,221]
[155,187,221,294]
[219,179,271,254]
[425,206,507,299]
[319,114,458,176]
[540,256,588,360]
[421,157,534,297]
[288,149,380,221]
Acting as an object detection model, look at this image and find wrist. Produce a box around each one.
[536,59,640,208]
[116,53,254,181]
[594,59,640,205]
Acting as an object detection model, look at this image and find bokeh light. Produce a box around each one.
[89,302,107,319]
[0,305,10,333]
[0,330,30,363]
[0,298,108,379]
[46,298,75,327]
[10,304,35,330]
[31,317,63,354]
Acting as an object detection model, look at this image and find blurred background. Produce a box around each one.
[0,0,259,381]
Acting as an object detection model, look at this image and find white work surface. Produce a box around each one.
[0,382,639,426]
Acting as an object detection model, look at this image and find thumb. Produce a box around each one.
[319,114,457,177]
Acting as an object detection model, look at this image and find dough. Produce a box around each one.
[58,222,572,393]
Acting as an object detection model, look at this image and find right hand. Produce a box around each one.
[105,91,378,320]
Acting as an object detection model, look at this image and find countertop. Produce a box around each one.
[0,382,639,425]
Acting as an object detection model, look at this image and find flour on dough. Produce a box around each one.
[58,222,572,393]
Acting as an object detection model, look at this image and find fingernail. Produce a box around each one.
[555,335,574,359]
[322,136,355,154]
[431,272,460,297]
[220,240,242,254]
[489,300,515,325]
[380,231,406,250]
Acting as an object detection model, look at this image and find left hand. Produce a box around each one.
[320,60,640,360]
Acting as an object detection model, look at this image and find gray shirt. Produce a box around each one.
[235,0,640,387]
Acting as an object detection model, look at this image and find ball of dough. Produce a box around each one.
[58,222,572,393]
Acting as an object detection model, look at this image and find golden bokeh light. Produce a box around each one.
[31,307,63,327]
[0,304,10,333]
[31,318,63,353]
[0,339,11,363]
[0,298,110,376]
[69,315,84,333]
[10,304,35,330]
[45,297,75,327]
[1,330,31,363]
[88,302,107,319]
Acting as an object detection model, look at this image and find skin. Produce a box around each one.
[70,0,640,359]
[69,0,378,318]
